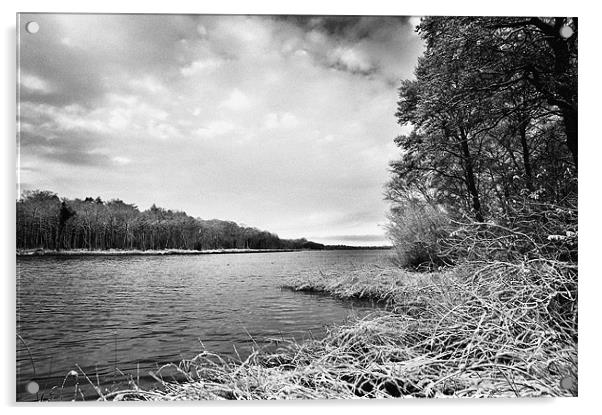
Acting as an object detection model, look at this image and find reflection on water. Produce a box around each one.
[16,250,391,401]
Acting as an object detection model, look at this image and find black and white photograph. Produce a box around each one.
[15,12,578,402]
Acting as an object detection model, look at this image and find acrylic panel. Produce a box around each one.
[16,13,578,402]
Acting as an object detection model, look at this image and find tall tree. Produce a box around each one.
[419,17,577,165]
[389,16,577,224]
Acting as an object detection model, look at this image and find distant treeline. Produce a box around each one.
[16,190,325,251]
[323,245,392,250]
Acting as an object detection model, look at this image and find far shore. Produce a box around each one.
[17,248,299,257]
[17,246,392,257]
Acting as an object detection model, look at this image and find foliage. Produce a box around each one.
[16,190,316,252]
[386,197,451,268]
[440,195,578,264]
[386,17,577,267]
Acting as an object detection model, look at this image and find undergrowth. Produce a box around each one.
[79,259,577,400]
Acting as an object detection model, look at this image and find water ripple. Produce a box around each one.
[16,250,389,401]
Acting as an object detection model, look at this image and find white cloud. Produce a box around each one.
[180,57,223,76]
[196,24,208,37]
[264,112,300,130]
[130,76,165,93]
[149,122,180,140]
[214,16,272,52]
[20,73,53,94]
[319,134,336,143]
[194,120,237,138]
[22,102,108,133]
[293,49,309,58]
[332,47,374,73]
[21,93,176,141]
[218,89,252,111]
[112,156,131,165]
[306,30,326,45]
[108,110,130,130]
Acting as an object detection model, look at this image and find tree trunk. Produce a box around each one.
[531,17,578,167]
[518,118,534,191]
[458,130,484,222]
[561,106,578,166]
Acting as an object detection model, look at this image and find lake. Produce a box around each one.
[16,249,392,401]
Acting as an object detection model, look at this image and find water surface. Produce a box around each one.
[16,249,391,400]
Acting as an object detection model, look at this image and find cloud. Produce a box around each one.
[19,102,109,135]
[129,76,166,94]
[264,112,299,130]
[196,24,208,37]
[219,89,252,111]
[19,95,177,141]
[180,57,223,76]
[330,46,377,75]
[20,131,114,167]
[112,156,132,165]
[194,120,237,138]
[18,14,201,107]
[20,73,53,94]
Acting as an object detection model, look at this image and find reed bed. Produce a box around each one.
[97,259,576,400]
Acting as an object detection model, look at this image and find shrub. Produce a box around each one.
[386,199,451,269]
[438,195,578,264]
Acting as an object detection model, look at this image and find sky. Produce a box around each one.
[17,14,424,246]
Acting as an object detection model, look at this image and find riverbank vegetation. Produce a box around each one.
[92,259,575,400]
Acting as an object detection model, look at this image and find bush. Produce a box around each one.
[438,195,578,264]
[386,199,451,269]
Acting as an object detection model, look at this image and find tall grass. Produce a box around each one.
[92,259,575,400]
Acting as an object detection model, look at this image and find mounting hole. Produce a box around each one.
[560,375,576,390]
[25,21,39,34]
[25,381,39,394]
[559,25,574,39]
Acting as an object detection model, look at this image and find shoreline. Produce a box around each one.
[16,248,300,257]
[16,247,392,257]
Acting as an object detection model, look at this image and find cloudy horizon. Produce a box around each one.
[17,14,424,246]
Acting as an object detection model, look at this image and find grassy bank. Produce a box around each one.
[94,260,576,400]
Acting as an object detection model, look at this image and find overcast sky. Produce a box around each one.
[17,14,423,246]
